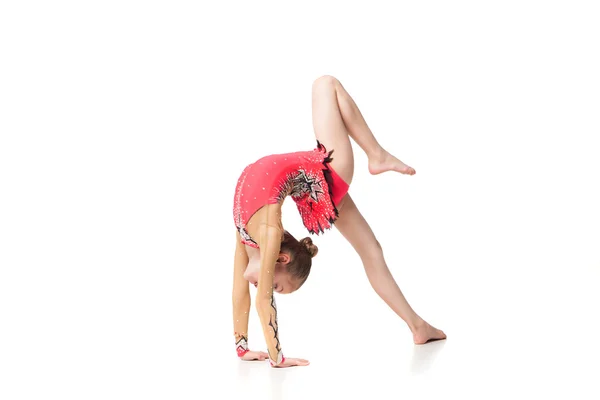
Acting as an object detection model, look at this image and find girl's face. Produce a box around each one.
[244,255,295,294]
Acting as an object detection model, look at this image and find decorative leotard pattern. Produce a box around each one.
[233,141,344,248]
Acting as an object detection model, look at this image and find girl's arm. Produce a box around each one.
[248,204,309,368]
[232,232,252,357]
[255,222,284,366]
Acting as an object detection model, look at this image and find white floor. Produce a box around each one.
[206,221,600,400]
[2,1,600,399]
[2,179,599,399]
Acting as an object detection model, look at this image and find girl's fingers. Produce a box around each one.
[241,350,270,361]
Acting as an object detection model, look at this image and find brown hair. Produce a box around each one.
[280,230,318,288]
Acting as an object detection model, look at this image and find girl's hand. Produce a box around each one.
[271,357,310,368]
[240,350,269,361]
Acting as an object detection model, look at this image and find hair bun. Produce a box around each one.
[300,237,318,258]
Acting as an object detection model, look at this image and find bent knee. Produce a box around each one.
[312,75,339,91]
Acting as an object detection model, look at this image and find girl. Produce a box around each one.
[232,75,446,368]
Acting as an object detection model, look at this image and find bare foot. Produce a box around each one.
[368,149,416,175]
[412,320,447,345]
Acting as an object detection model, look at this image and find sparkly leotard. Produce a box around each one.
[233,141,349,248]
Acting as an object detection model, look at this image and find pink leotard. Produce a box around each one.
[233,141,349,248]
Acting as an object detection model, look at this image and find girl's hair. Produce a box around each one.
[280,230,318,287]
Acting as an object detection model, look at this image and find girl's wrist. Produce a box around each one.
[235,334,249,357]
[269,353,285,366]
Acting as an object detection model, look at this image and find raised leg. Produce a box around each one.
[334,194,446,344]
[311,75,416,189]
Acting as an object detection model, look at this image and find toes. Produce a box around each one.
[400,166,415,175]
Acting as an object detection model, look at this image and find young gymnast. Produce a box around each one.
[232,75,446,368]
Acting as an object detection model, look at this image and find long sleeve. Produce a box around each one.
[255,222,284,366]
[232,233,250,357]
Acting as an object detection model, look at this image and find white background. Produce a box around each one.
[1,1,599,399]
